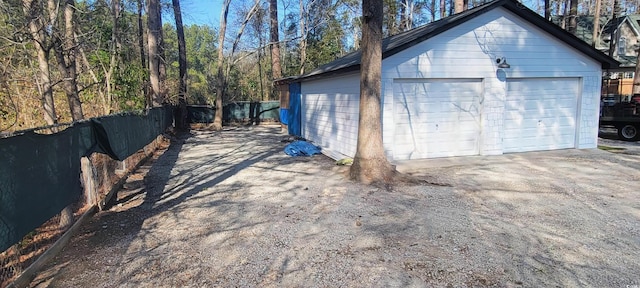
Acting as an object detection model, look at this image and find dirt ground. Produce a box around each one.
[28,125,640,287]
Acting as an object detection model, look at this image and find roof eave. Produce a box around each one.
[290,65,361,83]
[293,0,619,81]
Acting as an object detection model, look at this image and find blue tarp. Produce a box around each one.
[280,108,289,125]
[288,82,301,136]
[284,140,321,157]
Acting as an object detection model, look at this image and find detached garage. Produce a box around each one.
[287,0,618,161]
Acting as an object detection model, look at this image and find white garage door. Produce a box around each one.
[393,79,482,160]
[504,78,579,153]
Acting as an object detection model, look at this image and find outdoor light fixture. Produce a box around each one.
[496,57,511,69]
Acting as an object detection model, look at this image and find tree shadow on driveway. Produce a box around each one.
[29,126,306,287]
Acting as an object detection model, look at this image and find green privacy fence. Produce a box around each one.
[187,101,280,123]
[0,107,173,252]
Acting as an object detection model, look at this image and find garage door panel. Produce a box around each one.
[393,79,482,160]
[504,78,578,153]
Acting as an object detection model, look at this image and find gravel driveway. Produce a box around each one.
[30,126,640,287]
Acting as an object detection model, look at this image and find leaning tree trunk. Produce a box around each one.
[173,0,188,130]
[350,0,395,184]
[213,0,231,130]
[23,0,57,126]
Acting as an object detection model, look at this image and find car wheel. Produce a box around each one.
[618,124,640,141]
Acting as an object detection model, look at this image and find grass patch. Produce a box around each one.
[598,145,627,151]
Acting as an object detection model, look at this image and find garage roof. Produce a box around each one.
[290,0,619,82]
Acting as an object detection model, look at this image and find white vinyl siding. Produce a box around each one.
[301,7,602,160]
[301,73,360,159]
[380,7,601,159]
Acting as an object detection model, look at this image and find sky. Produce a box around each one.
[174,0,541,27]
[176,0,223,26]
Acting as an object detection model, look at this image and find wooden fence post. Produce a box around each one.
[81,156,98,206]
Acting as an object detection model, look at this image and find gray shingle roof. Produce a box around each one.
[291,0,619,82]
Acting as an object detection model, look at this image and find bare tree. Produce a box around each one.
[350,0,395,183]
[212,0,231,130]
[53,0,83,121]
[212,0,262,129]
[51,0,84,230]
[173,0,188,130]
[22,0,57,126]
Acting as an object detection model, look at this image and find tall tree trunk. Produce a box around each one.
[562,0,569,29]
[609,0,619,57]
[454,0,464,13]
[299,0,306,75]
[430,0,436,22]
[52,1,83,121]
[440,0,446,18]
[23,0,57,126]
[158,7,167,103]
[258,46,264,102]
[138,0,145,68]
[568,0,578,34]
[147,0,162,106]
[173,0,188,130]
[53,0,84,231]
[269,0,285,131]
[269,0,282,80]
[555,0,562,26]
[103,0,121,114]
[400,0,408,31]
[350,0,395,184]
[213,0,231,130]
[137,0,148,106]
[593,0,601,46]
[544,0,550,20]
